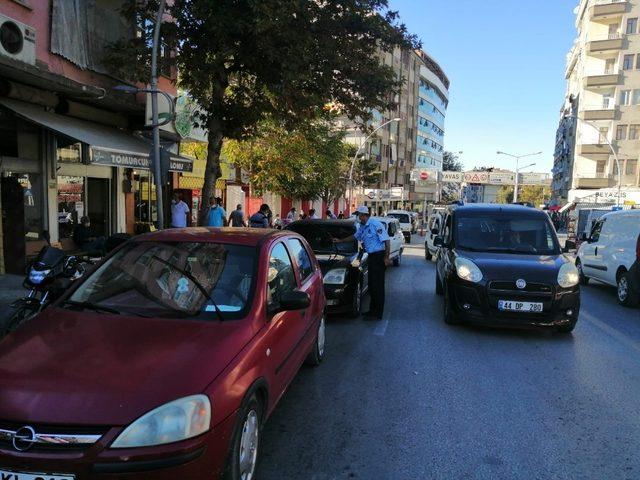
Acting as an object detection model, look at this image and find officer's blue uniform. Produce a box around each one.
[355,218,390,319]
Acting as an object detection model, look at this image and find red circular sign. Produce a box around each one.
[419,171,429,181]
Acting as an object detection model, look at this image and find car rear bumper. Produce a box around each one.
[448,278,580,328]
[0,412,237,480]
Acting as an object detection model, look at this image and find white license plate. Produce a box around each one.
[0,470,75,480]
[498,300,543,313]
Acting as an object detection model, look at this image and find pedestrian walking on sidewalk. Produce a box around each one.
[326,209,337,219]
[335,206,390,319]
[170,193,189,228]
[205,197,227,227]
[249,204,270,228]
[228,204,246,227]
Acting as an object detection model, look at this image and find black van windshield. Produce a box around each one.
[455,213,560,255]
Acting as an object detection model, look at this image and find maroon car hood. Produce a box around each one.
[0,308,252,426]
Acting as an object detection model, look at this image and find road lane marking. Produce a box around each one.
[373,319,389,336]
[581,311,640,355]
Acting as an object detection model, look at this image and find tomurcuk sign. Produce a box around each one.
[91,147,193,173]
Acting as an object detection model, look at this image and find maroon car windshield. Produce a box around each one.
[66,242,256,319]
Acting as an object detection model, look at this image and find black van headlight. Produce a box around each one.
[454,258,483,283]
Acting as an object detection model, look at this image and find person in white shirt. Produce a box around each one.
[171,193,190,228]
[309,208,319,219]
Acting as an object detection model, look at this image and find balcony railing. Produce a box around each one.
[593,0,626,5]
[574,172,613,179]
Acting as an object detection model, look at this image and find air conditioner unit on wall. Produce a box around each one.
[0,14,36,65]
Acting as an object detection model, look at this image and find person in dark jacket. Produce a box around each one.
[249,204,271,228]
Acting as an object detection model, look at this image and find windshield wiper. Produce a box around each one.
[62,300,122,315]
[150,255,225,322]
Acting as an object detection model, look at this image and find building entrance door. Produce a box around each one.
[87,178,110,237]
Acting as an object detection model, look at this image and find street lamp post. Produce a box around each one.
[569,115,623,207]
[348,117,401,213]
[496,150,542,203]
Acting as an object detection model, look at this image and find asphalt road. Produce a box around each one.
[258,237,640,480]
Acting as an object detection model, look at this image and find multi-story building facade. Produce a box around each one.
[0,0,192,274]
[554,0,640,205]
[342,47,449,211]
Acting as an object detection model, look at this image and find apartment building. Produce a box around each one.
[554,0,640,205]
[342,48,449,210]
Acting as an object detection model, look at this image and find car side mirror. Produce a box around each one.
[434,236,445,247]
[271,290,310,313]
[431,227,439,235]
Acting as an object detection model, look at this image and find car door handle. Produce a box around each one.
[595,247,598,256]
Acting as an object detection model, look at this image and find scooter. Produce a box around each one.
[3,243,85,336]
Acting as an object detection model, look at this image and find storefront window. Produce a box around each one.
[57,176,85,239]
[134,171,157,225]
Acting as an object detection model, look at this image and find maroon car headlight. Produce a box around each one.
[111,395,211,448]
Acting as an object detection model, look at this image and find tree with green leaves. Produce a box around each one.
[223,120,351,204]
[441,151,464,202]
[106,0,418,223]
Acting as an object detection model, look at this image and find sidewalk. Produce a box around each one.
[0,274,26,329]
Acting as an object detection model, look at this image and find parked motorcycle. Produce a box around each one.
[3,246,85,336]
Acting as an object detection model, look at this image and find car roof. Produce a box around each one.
[387,210,412,214]
[601,208,640,220]
[133,227,293,247]
[287,219,356,228]
[452,203,544,215]
[377,217,399,223]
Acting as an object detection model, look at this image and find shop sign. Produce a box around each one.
[363,187,404,201]
[410,168,438,185]
[91,147,193,173]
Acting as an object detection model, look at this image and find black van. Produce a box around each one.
[434,204,581,333]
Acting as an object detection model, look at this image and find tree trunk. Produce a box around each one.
[199,115,224,226]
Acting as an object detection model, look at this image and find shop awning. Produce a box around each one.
[0,97,193,173]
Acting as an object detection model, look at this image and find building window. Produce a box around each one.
[626,18,638,34]
[620,90,631,106]
[596,160,606,174]
[633,90,640,105]
[599,127,609,143]
[636,54,640,69]
[626,160,637,175]
[57,175,85,239]
[623,54,634,70]
[616,124,628,140]
[629,124,640,140]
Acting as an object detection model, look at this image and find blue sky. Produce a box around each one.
[389,0,578,173]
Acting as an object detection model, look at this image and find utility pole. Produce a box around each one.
[151,0,167,229]
[496,150,542,203]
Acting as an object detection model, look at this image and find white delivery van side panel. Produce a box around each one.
[603,211,640,286]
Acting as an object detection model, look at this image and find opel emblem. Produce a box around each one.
[516,279,527,290]
[12,426,36,452]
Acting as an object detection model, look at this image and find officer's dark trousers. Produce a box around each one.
[368,251,386,319]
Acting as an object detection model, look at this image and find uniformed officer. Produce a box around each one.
[335,206,391,319]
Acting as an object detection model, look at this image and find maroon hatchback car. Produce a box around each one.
[0,228,326,479]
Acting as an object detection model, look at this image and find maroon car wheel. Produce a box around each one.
[224,394,263,480]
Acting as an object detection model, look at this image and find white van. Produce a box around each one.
[386,210,413,242]
[377,217,405,266]
[576,209,640,307]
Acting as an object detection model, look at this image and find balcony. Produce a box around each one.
[590,0,628,21]
[579,107,617,120]
[587,35,624,55]
[578,144,611,158]
[583,72,620,88]
[574,173,616,188]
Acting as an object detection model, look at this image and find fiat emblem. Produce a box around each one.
[516,279,527,290]
[12,425,37,452]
